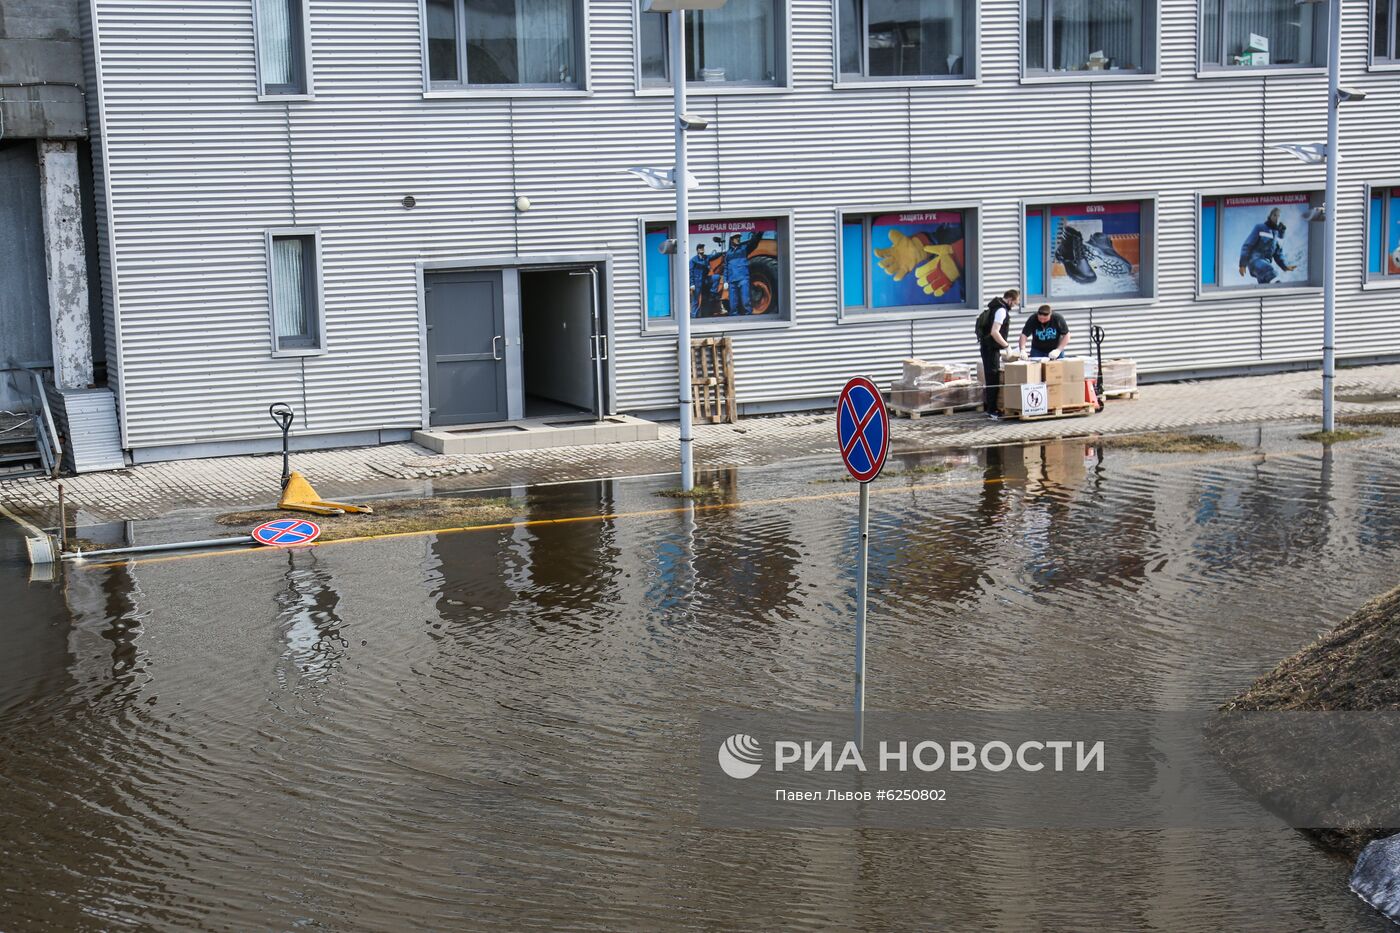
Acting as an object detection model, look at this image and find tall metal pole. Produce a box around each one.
[854,480,869,748]
[671,9,695,491]
[1323,0,1340,432]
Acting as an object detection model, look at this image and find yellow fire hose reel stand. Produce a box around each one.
[269,403,373,517]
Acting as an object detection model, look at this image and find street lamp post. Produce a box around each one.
[1280,0,1358,432]
[670,6,695,491]
[1322,0,1340,432]
[641,0,724,492]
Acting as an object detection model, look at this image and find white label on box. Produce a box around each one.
[1020,383,1048,417]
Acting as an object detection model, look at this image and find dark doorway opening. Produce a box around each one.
[520,267,604,420]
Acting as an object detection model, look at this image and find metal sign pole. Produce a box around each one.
[836,375,888,752]
[854,479,869,749]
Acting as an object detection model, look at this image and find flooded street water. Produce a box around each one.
[3,425,1398,930]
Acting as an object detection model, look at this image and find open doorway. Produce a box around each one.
[519,267,604,419]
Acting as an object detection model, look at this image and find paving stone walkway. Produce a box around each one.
[4,364,1399,524]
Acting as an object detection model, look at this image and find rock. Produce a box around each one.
[1351,834,1400,922]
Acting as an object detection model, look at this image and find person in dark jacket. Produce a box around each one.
[1239,208,1297,284]
[689,243,709,317]
[977,288,1019,418]
[724,231,763,315]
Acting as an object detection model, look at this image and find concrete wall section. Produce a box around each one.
[85,0,1400,455]
[37,139,93,389]
[0,0,88,138]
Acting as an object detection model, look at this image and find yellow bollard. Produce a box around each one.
[277,472,374,516]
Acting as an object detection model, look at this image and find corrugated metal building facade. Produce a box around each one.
[83,0,1400,461]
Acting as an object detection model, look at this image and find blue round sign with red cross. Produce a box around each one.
[252,518,322,547]
[837,375,890,483]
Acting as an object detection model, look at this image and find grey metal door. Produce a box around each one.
[425,271,507,426]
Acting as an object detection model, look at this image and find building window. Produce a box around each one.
[1025,200,1149,302]
[1376,0,1399,63]
[639,0,783,86]
[255,0,309,95]
[644,218,788,322]
[267,232,324,353]
[837,0,974,79]
[1367,187,1400,281]
[1199,192,1319,290]
[841,210,973,314]
[1024,0,1151,74]
[427,0,582,88]
[1200,0,1326,68]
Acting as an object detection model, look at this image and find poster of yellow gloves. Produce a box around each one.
[866,212,966,308]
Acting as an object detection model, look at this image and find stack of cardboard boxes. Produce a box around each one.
[1234,33,1269,67]
[889,359,981,411]
[1000,358,1088,416]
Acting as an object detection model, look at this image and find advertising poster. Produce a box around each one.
[868,212,966,308]
[644,228,672,318]
[1220,193,1311,288]
[1049,202,1142,298]
[1390,189,1400,276]
[688,219,780,318]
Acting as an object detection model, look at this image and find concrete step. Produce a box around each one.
[413,415,659,456]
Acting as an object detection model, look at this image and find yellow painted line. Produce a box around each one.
[72,441,1372,572]
[77,476,1009,570]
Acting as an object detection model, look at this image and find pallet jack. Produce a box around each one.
[269,403,373,516]
[1088,312,1107,413]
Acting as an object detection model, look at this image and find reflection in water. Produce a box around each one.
[1,434,1399,931]
[273,550,346,688]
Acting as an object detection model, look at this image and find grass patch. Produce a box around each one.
[1340,411,1400,428]
[654,485,728,502]
[1304,386,1400,403]
[1297,429,1379,444]
[1098,432,1242,454]
[899,463,953,477]
[215,496,522,541]
[809,463,954,485]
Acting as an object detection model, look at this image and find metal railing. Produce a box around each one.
[3,359,62,477]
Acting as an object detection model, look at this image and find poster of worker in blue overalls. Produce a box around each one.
[688,219,780,318]
[1391,188,1400,275]
[1222,193,1311,287]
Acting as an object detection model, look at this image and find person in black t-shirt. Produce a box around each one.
[1019,304,1071,359]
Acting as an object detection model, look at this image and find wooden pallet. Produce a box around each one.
[1011,404,1095,422]
[889,401,981,420]
[690,336,737,424]
[1103,389,1140,400]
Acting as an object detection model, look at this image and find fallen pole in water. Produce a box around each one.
[61,536,256,562]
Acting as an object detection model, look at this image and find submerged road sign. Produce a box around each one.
[837,375,890,483]
[252,518,322,547]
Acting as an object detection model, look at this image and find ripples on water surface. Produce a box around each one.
[2,425,1398,931]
